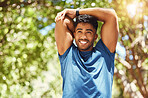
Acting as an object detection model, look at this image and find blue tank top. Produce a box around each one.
[58,39,115,98]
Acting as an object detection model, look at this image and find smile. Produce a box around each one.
[79,40,88,45]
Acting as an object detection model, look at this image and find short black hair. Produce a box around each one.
[74,14,98,31]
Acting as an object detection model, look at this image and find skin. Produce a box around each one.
[74,23,98,51]
[55,8,119,55]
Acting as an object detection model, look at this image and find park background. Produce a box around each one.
[0,0,148,97]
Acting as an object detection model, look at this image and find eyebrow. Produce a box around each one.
[76,28,93,32]
[86,29,93,32]
[76,28,82,31]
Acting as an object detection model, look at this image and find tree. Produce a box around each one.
[111,0,148,97]
[0,0,61,97]
[0,0,147,97]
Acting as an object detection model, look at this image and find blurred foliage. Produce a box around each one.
[112,0,148,97]
[0,0,147,98]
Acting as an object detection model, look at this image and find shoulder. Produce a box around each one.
[95,39,115,60]
[58,43,77,61]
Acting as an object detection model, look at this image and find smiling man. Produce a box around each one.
[55,8,119,98]
[74,15,98,52]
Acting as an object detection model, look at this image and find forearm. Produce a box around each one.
[79,8,117,22]
[55,16,74,55]
[65,16,75,33]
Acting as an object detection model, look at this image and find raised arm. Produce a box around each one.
[58,8,119,53]
[55,14,74,55]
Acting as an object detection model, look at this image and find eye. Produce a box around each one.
[77,31,82,33]
[86,32,91,34]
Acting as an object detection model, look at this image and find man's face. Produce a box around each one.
[74,23,98,51]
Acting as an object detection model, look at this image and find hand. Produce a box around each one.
[55,9,76,22]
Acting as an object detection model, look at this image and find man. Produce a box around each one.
[55,8,119,98]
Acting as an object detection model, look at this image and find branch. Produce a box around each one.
[114,67,144,98]
[123,26,148,97]
[115,57,145,96]
[131,36,144,48]
[115,57,131,69]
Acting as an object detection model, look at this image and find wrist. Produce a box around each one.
[76,8,81,16]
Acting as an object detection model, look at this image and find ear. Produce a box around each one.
[95,34,98,40]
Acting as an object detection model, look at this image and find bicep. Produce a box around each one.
[55,17,74,55]
[101,15,119,53]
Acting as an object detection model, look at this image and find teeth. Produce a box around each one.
[80,41,87,44]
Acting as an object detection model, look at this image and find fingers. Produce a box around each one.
[61,9,69,20]
[55,10,68,22]
[55,12,62,22]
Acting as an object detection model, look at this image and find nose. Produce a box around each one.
[80,33,87,39]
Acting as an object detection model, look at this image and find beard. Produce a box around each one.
[76,39,94,51]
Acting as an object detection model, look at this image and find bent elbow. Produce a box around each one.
[109,9,118,20]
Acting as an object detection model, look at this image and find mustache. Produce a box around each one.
[78,39,89,42]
